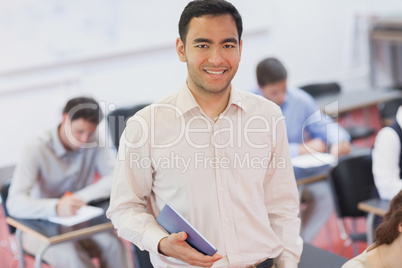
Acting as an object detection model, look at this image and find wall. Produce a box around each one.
[1,0,402,168]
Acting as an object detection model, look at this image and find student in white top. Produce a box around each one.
[342,189,402,268]
[372,106,402,200]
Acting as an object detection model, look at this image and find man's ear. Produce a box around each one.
[176,38,186,62]
[62,113,68,124]
[61,113,72,127]
[238,39,243,62]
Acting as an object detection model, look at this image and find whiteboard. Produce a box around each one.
[0,0,269,73]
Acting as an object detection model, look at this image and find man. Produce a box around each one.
[7,97,132,268]
[372,105,402,200]
[107,1,302,267]
[254,57,351,242]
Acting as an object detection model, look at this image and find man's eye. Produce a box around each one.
[197,44,208,48]
[224,44,235,48]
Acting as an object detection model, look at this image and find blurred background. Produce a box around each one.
[1,0,402,168]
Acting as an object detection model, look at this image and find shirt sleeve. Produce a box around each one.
[264,109,303,266]
[7,140,59,219]
[288,143,300,157]
[74,146,116,203]
[303,98,350,144]
[372,127,402,200]
[106,115,168,255]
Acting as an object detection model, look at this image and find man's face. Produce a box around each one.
[62,115,98,151]
[176,14,242,95]
[259,79,287,106]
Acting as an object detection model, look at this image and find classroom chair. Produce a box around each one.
[327,150,379,256]
[300,82,376,142]
[300,82,341,98]
[107,103,150,150]
[132,244,154,268]
[107,103,154,267]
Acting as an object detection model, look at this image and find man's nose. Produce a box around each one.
[208,48,224,65]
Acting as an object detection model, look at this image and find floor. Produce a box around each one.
[0,204,368,268]
[310,211,368,259]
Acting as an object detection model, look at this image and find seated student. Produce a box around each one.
[254,58,351,157]
[342,189,402,268]
[7,97,132,268]
[372,106,402,200]
[254,57,351,243]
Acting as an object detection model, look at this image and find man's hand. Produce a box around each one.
[158,232,222,267]
[298,138,326,155]
[330,141,351,157]
[56,192,86,217]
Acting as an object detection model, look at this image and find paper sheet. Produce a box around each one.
[292,153,336,168]
[48,205,104,226]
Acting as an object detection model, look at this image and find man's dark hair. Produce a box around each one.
[256,57,288,87]
[178,0,243,45]
[63,97,103,124]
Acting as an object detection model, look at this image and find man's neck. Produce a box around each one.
[188,86,231,121]
[58,124,72,151]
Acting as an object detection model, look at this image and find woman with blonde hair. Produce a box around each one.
[343,190,402,267]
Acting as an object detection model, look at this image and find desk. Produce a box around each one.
[294,161,330,187]
[316,88,402,142]
[315,88,402,116]
[299,243,348,268]
[6,200,113,268]
[358,198,390,245]
[296,172,327,186]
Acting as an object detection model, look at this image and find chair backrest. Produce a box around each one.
[328,151,379,218]
[133,244,154,268]
[378,97,402,126]
[0,179,16,234]
[299,82,341,98]
[107,103,150,150]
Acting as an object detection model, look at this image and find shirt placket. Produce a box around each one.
[213,116,239,262]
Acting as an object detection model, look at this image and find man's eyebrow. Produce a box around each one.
[192,37,239,44]
[221,37,238,44]
[193,38,212,44]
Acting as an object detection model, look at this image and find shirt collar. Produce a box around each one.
[175,83,247,117]
[52,125,68,157]
[228,86,247,112]
[280,87,292,109]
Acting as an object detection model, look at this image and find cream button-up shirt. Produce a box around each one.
[107,84,302,267]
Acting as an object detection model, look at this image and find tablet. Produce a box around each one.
[156,204,218,256]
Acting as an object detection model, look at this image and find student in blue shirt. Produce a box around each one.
[254,57,351,242]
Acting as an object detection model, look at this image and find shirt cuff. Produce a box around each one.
[142,226,169,255]
[289,144,300,157]
[48,198,59,217]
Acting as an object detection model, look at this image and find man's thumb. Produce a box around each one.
[179,232,187,240]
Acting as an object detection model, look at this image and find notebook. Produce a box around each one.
[156,204,218,256]
[48,205,104,226]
